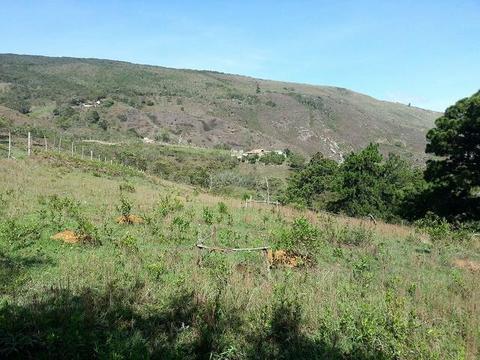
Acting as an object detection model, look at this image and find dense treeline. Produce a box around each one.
[283,144,423,222]
[284,91,480,226]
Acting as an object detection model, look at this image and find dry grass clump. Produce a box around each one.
[115,214,144,224]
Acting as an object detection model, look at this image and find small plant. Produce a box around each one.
[38,195,79,231]
[156,195,183,218]
[117,195,132,219]
[119,182,135,193]
[275,217,321,256]
[171,216,190,233]
[118,233,138,253]
[217,202,228,215]
[202,207,214,225]
[414,213,454,242]
[71,207,100,245]
[146,261,166,280]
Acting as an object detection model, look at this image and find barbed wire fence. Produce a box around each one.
[0,131,141,172]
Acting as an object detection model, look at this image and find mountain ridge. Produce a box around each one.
[0,53,441,161]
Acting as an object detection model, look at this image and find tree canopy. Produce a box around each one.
[284,144,423,221]
[423,90,480,220]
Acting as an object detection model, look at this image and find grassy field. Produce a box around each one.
[0,154,479,359]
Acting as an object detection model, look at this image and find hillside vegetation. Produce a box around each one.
[0,154,479,359]
[0,54,440,161]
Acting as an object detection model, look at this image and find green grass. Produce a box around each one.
[0,156,479,359]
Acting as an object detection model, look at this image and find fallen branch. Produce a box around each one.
[196,244,270,252]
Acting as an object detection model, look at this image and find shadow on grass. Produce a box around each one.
[0,251,54,294]
[0,283,389,359]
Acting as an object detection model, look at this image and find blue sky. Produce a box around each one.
[1,0,479,111]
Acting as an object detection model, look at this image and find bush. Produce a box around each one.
[276,217,321,255]
[117,195,132,218]
[86,110,100,124]
[202,207,214,225]
[259,152,285,165]
[287,152,305,170]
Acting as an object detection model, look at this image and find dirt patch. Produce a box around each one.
[51,230,80,244]
[453,258,480,272]
[267,250,302,268]
[116,214,144,224]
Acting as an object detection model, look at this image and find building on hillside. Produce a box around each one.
[245,148,265,157]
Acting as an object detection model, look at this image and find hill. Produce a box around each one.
[0,54,441,161]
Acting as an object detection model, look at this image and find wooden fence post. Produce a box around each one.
[81,147,84,159]
[27,132,31,156]
[71,141,74,156]
[265,177,270,204]
[58,137,62,151]
[90,150,93,161]
[8,132,11,159]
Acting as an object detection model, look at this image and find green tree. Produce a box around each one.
[332,144,422,220]
[285,153,339,208]
[332,144,384,217]
[86,110,100,124]
[423,91,480,220]
[287,152,306,170]
[98,118,108,131]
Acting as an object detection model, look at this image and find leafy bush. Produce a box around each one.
[156,195,183,218]
[202,207,214,225]
[276,217,321,255]
[259,152,285,165]
[117,195,132,218]
[86,110,100,124]
[414,213,453,242]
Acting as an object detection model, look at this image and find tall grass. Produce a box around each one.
[0,157,478,359]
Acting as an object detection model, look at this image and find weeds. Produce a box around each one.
[117,195,133,219]
[203,207,214,225]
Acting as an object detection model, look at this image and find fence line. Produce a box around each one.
[1,132,119,168]
[244,196,280,208]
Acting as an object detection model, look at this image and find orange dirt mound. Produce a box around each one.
[51,230,80,244]
[267,249,300,268]
[116,214,144,224]
[453,258,480,272]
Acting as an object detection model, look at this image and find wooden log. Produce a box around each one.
[196,243,270,252]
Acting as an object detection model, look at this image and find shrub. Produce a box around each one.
[86,110,100,124]
[276,217,321,255]
[118,233,138,253]
[259,152,285,165]
[156,195,183,218]
[414,213,452,242]
[119,182,135,193]
[217,202,228,215]
[202,207,214,225]
[117,195,132,218]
